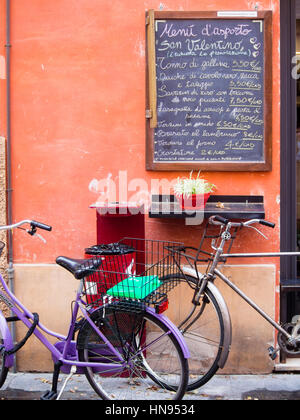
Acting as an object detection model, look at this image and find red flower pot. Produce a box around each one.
[177,193,210,210]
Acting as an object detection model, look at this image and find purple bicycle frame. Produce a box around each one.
[0,272,190,373]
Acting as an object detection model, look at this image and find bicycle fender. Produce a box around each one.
[0,311,14,368]
[181,267,232,369]
[206,281,232,368]
[146,307,191,359]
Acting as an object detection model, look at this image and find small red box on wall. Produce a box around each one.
[90,202,145,244]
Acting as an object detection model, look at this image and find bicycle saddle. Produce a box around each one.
[56,256,103,279]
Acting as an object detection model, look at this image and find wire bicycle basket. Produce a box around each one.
[83,238,184,312]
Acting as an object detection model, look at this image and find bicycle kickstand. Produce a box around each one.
[40,362,77,401]
[56,366,77,400]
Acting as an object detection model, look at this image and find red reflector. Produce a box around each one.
[156,299,169,314]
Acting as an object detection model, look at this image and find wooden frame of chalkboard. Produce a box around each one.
[146,10,273,171]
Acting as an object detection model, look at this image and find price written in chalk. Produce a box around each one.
[152,18,266,164]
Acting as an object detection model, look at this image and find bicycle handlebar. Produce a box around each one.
[258,220,275,229]
[211,215,229,225]
[209,215,275,229]
[30,221,52,231]
[0,220,52,232]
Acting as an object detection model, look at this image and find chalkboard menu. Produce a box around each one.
[146,11,272,171]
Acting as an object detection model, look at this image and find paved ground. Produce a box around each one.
[0,372,300,400]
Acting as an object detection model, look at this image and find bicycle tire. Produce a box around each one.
[0,338,8,389]
[0,355,8,389]
[156,274,225,391]
[77,306,188,400]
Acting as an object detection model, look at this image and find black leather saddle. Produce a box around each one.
[56,256,103,279]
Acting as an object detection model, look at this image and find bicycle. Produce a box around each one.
[0,220,189,400]
[156,215,300,392]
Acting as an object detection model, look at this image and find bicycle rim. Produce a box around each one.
[77,307,188,400]
[184,287,224,390]
[160,275,225,391]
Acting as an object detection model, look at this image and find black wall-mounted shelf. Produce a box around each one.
[149,195,265,220]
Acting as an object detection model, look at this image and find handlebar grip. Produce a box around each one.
[213,215,229,225]
[259,220,275,229]
[31,221,52,231]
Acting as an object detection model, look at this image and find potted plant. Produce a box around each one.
[173,171,216,210]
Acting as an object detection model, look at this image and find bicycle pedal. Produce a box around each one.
[268,346,278,361]
[40,390,58,400]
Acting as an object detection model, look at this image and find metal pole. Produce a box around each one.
[5,0,16,373]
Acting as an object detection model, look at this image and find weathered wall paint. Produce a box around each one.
[0,0,280,261]
[0,0,281,371]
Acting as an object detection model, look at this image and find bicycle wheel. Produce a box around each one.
[156,274,225,391]
[77,306,188,400]
[0,329,9,388]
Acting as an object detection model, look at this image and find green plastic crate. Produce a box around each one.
[106,275,162,300]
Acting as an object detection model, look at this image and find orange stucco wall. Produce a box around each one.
[0,1,280,270]
[0,0,282,372]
